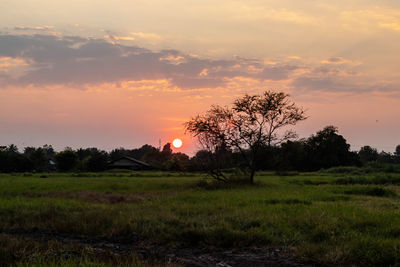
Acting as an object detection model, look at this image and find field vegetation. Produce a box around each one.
[1,170,400,266]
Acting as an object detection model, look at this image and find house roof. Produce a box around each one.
[108,156,151,167]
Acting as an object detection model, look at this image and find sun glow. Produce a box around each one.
[172,138,183,148]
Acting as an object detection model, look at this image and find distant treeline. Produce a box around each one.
[1,126,399,173]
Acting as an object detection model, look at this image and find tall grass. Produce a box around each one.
[1,172,400,265]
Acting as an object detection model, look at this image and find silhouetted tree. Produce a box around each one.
[55,148,78,171]
[141,144,163,167]
[185,91,307,183]
[305,126,358,170]
[42,144,55,159]
[109,148,129,161]
[162,143,173,155]
[0,145,32,172]
[394,145,400,163]
[277,140,307,171]
[377,151,395,164]
[160,143,173,162]
[24,147,48,171]
[358,146,378,164]
[396,145,400,156]
[85,150,109,171]
[7,144,18,154]
[76,147,101,161]
[190,150,212,171]
[166,152,190,171]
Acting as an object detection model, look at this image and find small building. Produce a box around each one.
[108,156,152,170]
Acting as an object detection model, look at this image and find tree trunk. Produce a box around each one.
[249,168,256,184]
[249,150,257,184]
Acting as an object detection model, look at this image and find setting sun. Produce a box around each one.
[172,138,183,148]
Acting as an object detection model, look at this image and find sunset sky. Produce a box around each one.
[1,0,400,154]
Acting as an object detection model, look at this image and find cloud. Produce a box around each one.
[321,57,351,65]
[258,65,296,80]
[101,30,163,46]
[0,57,29,68]
[292,76,358,92]
[105,35,135,42]
[289,56,400,94]
[340,7,400,33]
[222,4,318,25]
[0,34,296,89]
[291,70,398,93]
[130,32,162,42]
[14,26,55,31]
[0,33,397,94]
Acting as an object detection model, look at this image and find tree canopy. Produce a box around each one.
[185,90,307,182]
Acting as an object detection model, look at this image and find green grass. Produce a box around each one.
[1,171,400,265]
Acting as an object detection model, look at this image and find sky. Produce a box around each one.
[0,0,400,155]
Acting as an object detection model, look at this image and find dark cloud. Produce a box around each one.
[289,60,400,93]
[258,65,297,80]
[293,76,350,92]
[0,34,294,89]
[292,75,397,93]
[3,33,390,93]
[326,57,343,63]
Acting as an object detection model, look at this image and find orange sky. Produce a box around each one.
[0,1,400,154]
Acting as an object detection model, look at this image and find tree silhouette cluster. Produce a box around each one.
[1,92,399,174]
[0,143,191,173]
[0,131,399,174]
[185,91,400,181]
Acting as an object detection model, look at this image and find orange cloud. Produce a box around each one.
[340,8,400,33]
[130,32,162,42]
[159,55,186,65]
[0,57,29,68]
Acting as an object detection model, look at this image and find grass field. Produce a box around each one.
[1,170,400,266]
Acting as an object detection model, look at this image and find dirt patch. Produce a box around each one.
[23,191,161,204]
[1,228,311,266]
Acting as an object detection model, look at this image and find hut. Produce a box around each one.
[108,156,152,170]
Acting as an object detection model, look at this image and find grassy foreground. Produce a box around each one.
[1,171,400,266]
